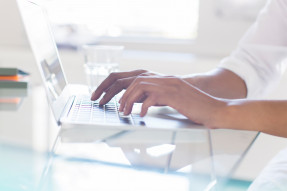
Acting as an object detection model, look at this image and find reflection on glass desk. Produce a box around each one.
[0,86,259,191]
[0,88,28,111]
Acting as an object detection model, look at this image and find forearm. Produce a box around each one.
[211,100,287,137]
[182,68,247,99]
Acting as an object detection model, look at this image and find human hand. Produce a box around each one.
[119,76,226,126]
[90,69,163,104]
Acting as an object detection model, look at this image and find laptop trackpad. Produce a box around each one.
[133,105,201,130]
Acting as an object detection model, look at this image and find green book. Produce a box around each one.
[0,87,28,97]
[0,67,29,76]
[0,80,28,89]
[0,67,29,89]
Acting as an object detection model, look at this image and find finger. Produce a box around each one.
[119,76,149,105]
[99,77,134,105]
[118,79,143,112]
[91,70,147,101]
[140,95,157,117]
[118,88,147,104]
[119,76,168,105]
[119,82,143,112]
[91,71,136,101]
[136,94,147,103]
[120,82,160,114]
[122,89,145,115]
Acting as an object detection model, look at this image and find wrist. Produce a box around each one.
[205,98,230,129]
[182,74,204,88]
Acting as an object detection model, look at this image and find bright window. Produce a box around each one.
[45,0,199,42]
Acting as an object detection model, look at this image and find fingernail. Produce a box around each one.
[119,104,123,112]
[91,92,95,100]
[99,99,104,105]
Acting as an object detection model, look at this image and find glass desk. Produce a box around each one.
[0,86,259,191]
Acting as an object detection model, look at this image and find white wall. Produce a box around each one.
[0,0,258,84]
[194,0,254,56]
[0,0,28,47]
[0,0,257,56]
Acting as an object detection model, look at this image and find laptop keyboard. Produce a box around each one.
[68,95,145,126]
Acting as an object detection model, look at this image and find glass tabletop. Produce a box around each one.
[0,86,259,191]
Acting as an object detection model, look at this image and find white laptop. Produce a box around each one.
[17,0,201,134]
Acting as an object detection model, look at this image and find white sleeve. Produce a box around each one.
[219,0,287,98]
[248,147,287,191]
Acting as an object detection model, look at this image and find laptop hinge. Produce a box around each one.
[58,95,76,125]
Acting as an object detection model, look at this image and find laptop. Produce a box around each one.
[17,0,201,135]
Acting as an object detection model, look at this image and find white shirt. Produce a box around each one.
[248,147,287,191]
[220,0,287,98]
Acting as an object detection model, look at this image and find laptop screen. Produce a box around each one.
[18,0,67,101]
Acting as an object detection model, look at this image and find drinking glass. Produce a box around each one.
[82,45,124,92]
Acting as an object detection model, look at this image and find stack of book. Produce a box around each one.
[0,67,29,111]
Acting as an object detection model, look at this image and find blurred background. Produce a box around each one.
[0,0,274,83]
[1,0,287,184]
